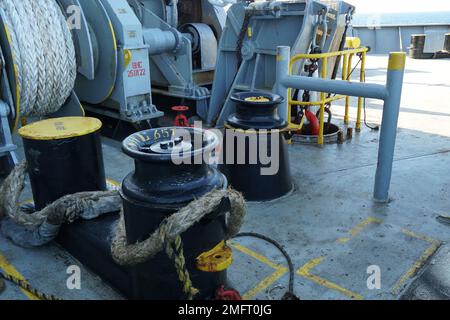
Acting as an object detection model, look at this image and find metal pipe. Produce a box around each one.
[345,53,354,123]
[373,53,406,202]
[342,53,349,124]
[208,0,237,6]
[275,46,406,203]
[275,46,290,122]
[143,28,178,55]
[319,57,328,145]
[277,46,388,119]
[281,74,388,101]
[167,0,179,28]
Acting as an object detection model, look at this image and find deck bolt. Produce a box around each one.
[347,128,353,139]
[175,137,183,145]
[337,131,344,144]
[160,142,169,150]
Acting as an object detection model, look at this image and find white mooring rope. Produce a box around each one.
[0,0,76,117]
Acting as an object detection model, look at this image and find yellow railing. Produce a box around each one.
[288,45,369,145]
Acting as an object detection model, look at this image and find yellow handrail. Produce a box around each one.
[290,47,369,64]
[288,45,368,144]
[289,94,346,106]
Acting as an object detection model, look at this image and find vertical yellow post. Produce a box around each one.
[319,57,328,145]
[345,53,354,125]
[287,88,292,129]
[342,54,349,124]
[356,51,366,132]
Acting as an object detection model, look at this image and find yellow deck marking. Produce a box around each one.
[230,243,288,300]
[231,243,281,269]
[391,229,441,294]
[0,253,39,300]
[297,257,364,300]
[242,267,288,300]
[401,228,438,244]
[295,217,381,299]
[336,217,382,244]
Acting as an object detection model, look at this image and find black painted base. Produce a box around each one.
[57,213,227,300]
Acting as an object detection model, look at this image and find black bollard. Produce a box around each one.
[19,117,106,210]
[221,92,293,201]
[121,127,229,299]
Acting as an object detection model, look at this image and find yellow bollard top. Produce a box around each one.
[19,117,102,141]
[388,52,406,71]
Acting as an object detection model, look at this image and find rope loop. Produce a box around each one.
[111,188,246,266]
[111,188,246,300]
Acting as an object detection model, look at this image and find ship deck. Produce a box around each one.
[1,55,450,300]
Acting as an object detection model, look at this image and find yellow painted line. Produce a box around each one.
[242,267,288,300]
[0,253,39,300]
[297,257,364,300]
[401,228,437,244]
[104,21,117,100]
[230,243,281,270]
[391,229,441,294]
[230,242,288,300]
[109,21,117,52]
[336,217,382,244]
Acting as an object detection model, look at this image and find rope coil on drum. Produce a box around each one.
[0,0,76,117]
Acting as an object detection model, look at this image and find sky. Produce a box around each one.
[346,0,450,13]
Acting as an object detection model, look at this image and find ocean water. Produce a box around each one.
[353,11,450,26]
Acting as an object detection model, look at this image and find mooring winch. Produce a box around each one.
[221,92,294,202]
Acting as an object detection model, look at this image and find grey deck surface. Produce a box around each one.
[1,55,450,300]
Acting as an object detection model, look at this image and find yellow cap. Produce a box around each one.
[245,96,271,102]
[388,52,406,71]
[19,117,102,141]
[196,241,233,272]
[345,37,361,49]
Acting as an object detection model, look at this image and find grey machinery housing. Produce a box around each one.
[62,0,225,124]
[0,0,354,173]
[59,0,354,126]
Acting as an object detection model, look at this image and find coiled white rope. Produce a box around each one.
[0,0,76,117]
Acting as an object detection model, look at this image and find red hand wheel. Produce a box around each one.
[172,106,191,127]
